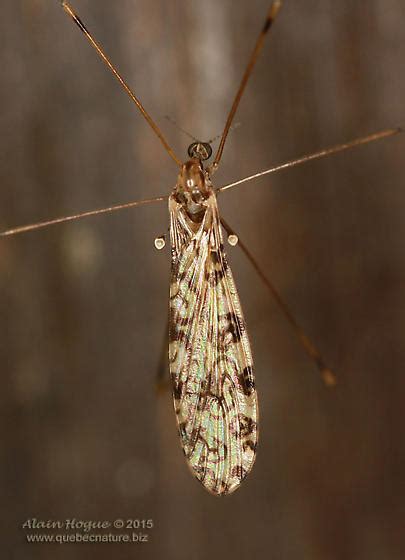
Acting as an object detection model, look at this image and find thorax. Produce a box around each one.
[171,158,214,224]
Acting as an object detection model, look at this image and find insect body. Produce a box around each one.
[169,159,257,495]
[2,1,401,496]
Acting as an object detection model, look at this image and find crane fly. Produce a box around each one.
[1,0,402,495]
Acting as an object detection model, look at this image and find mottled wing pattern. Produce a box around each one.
[169,192,258,495]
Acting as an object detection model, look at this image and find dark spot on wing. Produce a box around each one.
[172,380,183,401]
[239,415,257,437]
[241,366,255,396]
[226,312,244,342]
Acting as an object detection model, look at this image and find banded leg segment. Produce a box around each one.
[213,1,283,169]
[60,1,181,166]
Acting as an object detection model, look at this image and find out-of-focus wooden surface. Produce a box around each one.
[1,1,405,558]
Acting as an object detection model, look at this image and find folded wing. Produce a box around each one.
[169,192,258,495]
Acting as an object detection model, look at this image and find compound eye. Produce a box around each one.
[187,142,213,161]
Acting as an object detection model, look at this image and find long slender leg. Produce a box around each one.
[218,127,402,193]
[221,217,337,386]
[213,1,283,169]
[60,1,181,166]
[0,195,167,237]
[1,127,401,238]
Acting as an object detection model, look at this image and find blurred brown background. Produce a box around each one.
[1,1,405,558]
